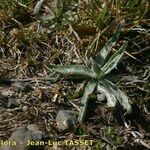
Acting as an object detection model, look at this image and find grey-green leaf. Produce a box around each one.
[47,64,96,78]
[101,44,126,75]
[97,83,117,107]
[99,79,132,113]
[78,81,97,122]
[96,26,120,66]
[90,57,105,79]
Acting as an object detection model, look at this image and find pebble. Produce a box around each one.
[97,93,106,102]
[22,106,28,112]
[56,110,77,131]
[0,93,8,107]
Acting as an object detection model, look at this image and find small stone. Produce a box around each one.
[56,110,77,131]
[13,82,33,92]
[22,106,28,112]
[18,93,22,98]
[0,93,8,107]
[97,93,106,102]
[7,98,19,108]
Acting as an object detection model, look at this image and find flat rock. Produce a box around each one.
[0,124,43,150]
[0,127,32,150]
[27,124,43,140]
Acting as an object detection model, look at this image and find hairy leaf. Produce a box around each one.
[99,79,132,113]
[101,44,126,74]
[90,57,105,79]
[47,64,96,78]
[97,84,117,107]
[96,26,120,66]
[78,81,97,122]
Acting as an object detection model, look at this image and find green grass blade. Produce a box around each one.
[96,26,120,66]
[47,64,96,78]
[101,43,126,74]
[78,81,97,122]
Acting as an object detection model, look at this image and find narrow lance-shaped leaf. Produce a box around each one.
[101,43,127,75]
[90,57,105,79]
[96,26,121,66]
[47,64,96,78]
[99,79,132,113]
[97,83,117,107]
[78,81,97,122]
